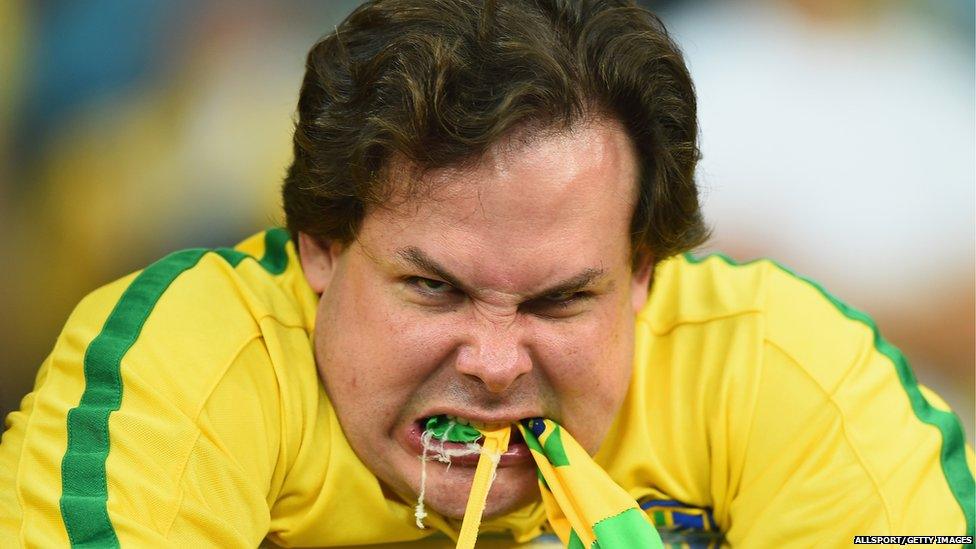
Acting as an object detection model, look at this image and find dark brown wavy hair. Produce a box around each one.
[282,0,708,266]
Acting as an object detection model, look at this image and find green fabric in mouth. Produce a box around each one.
[425,415,483,443]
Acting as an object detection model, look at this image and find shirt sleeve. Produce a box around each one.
[724,267,974,546]
[0,258,291,547]
[164,336,284,546]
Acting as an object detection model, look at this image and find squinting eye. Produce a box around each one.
[521,290,592,318]
[545,291,581,304]
[408,277,453,294]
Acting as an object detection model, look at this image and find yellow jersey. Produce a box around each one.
[1,229,972,547]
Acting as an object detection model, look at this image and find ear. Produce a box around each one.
[629,249,655,314]
[298,232,344,294]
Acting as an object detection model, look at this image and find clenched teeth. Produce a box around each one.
[442,414,507,431]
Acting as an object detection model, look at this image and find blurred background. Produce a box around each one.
[0,0,972,443]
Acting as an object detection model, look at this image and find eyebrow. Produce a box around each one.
[394,246,611,300]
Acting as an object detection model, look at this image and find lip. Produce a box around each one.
[400,409,541,467]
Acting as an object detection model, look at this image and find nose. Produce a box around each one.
[455,324,532,394]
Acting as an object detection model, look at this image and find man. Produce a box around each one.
[1,0,972,547]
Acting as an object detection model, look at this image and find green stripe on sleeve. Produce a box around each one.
[59,230,290,547]
[60,249,207,547]
[684,252,975,538]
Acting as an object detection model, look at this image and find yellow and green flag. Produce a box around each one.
[454,418,663,548]
[517,418,663,549]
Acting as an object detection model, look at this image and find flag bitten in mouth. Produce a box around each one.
[424,415,482,443]
[419,414,527,446]
[414,415,516,539]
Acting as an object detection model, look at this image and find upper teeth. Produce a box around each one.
[444,414,501,431]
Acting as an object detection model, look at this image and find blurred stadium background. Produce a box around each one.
[0,0,973,444]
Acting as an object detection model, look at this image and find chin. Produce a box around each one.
[414,460,540,520]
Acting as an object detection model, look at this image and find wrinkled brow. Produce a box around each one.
[394,246,611,300]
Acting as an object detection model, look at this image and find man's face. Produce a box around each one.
[299,117,652,520]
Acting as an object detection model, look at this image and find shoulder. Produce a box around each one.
[643,252,872,370]
[641,252,771,332]
[642,251,891,405]
[57,228,317,420]
[7,230,324,546]
[636,253,974,539]
[628,252,879,523]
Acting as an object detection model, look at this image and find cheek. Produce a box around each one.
[538,303,631,388]
[535,300,635,449]
[315,275,457,410]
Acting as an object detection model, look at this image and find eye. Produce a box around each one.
[406,276,454,295]
[521,290,592,318]
[544,291,583,305]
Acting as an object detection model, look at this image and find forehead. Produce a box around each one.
[359,118,639,287]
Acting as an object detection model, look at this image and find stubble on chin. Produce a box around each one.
[411,463,540,521]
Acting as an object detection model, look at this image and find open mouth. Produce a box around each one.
[409,414,536,529]
[405,413,531,467]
